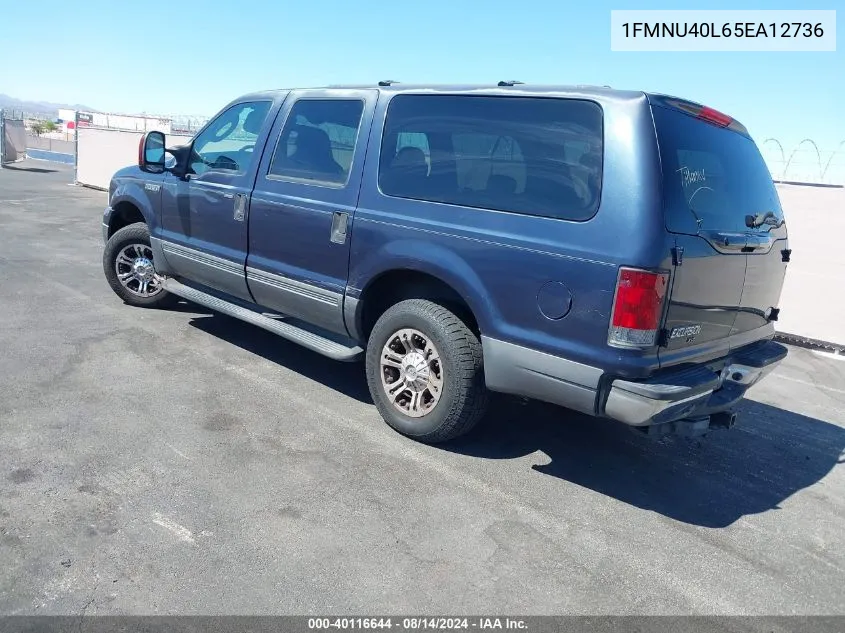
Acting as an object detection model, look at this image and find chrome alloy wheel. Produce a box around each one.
[380,328,444,418]
[114,244,163,297]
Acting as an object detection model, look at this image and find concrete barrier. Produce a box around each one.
[776,184,845,348]
[76,127,192,190]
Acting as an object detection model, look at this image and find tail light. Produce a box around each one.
[698,106,732,127]
[608,267,669,348]
[659,97,748,135]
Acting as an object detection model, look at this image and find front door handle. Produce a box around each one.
[233,193,247,222]
[330,211,349,244]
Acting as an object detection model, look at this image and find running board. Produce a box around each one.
[162,278,363,362]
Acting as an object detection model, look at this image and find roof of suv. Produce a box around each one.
[250,83,650,101]
[227,85,746,135]
[234,84,751,134]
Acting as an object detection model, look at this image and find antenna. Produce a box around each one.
[497,80,525,87]
[378,80,400,87]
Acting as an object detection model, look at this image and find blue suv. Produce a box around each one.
[102,82,789,443]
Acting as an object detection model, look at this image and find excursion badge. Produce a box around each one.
[669,323,702,342]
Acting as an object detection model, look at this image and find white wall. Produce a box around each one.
[775,184,845,346]
[76,127,192,190]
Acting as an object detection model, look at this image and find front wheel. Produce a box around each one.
[103,222,173,308]
[365,299,489,443]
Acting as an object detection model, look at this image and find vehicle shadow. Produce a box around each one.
[185,312,845,528]
[168,299,215,315]
[445,395,845,528]
[3,164,59,174]
[187,312,373,404]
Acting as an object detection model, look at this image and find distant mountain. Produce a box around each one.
[0,93,98,117]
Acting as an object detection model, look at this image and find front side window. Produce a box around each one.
[268,99,365,186]
[378,95,604,221]
[189,100,272,176]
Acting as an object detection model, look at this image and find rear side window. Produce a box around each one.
[653,105,782,234]
[379,95,603,221]
[268,99,364,186]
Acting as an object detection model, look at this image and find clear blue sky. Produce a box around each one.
[2,0,841,151]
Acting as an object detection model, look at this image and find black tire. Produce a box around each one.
[365,299,489,443]
[103,222,173,308]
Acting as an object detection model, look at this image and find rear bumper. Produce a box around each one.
[603,340,787,426]
[481,336,787,428]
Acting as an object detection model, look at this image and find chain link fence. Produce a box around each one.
[169,115,210,135]
[74,110,208,135]
[26,135,75,154]
[1,109,28,120]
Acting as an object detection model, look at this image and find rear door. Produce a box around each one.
[652,100,788,365]
[246,89,377,336]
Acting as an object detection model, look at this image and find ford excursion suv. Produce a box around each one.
[102,82,789,443]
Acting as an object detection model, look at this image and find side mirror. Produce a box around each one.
[139,131,166,173]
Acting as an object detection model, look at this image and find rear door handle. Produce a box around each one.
[702,231,747,253]
[742,235,773,252]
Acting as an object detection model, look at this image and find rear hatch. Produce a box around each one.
[651,97,789,367]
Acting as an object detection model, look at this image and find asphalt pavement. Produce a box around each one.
[0,161,843,615]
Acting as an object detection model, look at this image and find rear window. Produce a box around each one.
[653,105,782,234]
[379,95,603,221]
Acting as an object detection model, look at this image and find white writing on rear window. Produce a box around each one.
[677,166,707,187]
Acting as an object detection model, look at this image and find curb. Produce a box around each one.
[775,332,844,354]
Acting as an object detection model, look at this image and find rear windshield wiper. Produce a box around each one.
[745,211,783,229]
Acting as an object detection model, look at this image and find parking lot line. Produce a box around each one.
[770,372,845,396]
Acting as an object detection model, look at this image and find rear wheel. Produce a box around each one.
[103,223,173,308]
[365,299,489,443]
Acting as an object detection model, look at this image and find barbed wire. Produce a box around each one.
[168,115,211,134]
[762,138,845,184]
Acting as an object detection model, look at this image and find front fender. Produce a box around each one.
[106,175,172,274]
[347,237,500,335]
[109,180,160,234]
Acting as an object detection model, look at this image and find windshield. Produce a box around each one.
[653,105,782,235]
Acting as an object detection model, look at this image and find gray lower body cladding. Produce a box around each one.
[481,336,787,427]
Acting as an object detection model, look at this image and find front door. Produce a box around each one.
[159,97,280,301]
[246,89,378,335]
